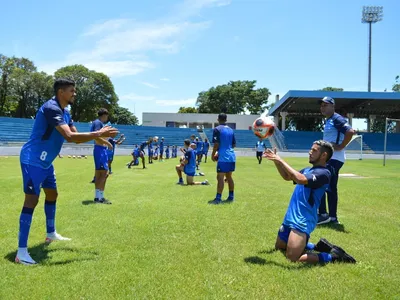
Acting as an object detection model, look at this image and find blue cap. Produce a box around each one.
[319,96,335,105]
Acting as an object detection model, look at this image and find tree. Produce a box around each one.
[54,65,118,122]
[320,87,344,92]
[178,106,197,113]
[393,75,400,92]
[109,105,138,125]
[196,80,271,114]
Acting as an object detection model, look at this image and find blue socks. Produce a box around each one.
[306,242,315,250]
[44,200,56,233]
[18,207,34,248]
[216,193,222,201]
[318,252,333,263]
[228,191,234,200]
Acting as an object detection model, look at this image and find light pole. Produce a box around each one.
[362,6,383,92]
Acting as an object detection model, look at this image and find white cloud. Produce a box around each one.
[120,93,156,101]
[139,81,159,89]
[38,0,230,78]
[156,98,196,106]
[160,78,170,82]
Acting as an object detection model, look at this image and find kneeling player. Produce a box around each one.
[264,141,356,264]
[176,139,209,186]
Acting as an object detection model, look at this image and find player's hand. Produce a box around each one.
[212,152,218,162]
[98,125,118,138]
[331,143,343,151]
[263,148,280,161]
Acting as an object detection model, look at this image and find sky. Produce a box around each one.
[1,0,399,130]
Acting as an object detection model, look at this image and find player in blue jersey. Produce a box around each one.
[264,140,356,264]
[203,138,210,162]
[148,138,154,164]
[175,139,209,185]
[255,138,267,164]
[16,78,118,265]
[91,109,115,204]
[159,137,165,161]
[195,137,203,169]
[210,113,236,204]
[317,97,355,225]
[107,134,125,174]
[128,141,148,169]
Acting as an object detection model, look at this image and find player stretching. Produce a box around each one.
[107,134,125,174]
[210,113,236,204]
[91,109,114,204]
[175,140,209,186]
[16,79,118,265]
[128,141,148,169]
[264,141,356,264]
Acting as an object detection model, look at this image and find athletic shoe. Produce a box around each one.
[223,197,234,204]
[317,214,331,225]
[15,251,37,265]
[94,198,112,204]
[330,217,340,225]
[202,180,210,185]
[90,179,95,183]
[314,238,334,253]
[330,246,356,263]
[45,232,71,244]
[208,199,222,205]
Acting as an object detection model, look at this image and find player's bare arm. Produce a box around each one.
[332,128,355,151]
[264,149,308,184]
[211,142,219,161]
[56,124,118,143]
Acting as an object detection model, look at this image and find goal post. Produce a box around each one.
[347,134,364,160]
[383,117,400,166]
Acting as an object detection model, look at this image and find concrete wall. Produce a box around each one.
[142,112,259,130]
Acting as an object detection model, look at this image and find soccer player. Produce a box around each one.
[16,78,118,265]
[203,138,210,162]
[175,139,209,186]
[159,137,165,161]
[165,145,170,159]
[107,133,125,174]
[264,141,356,264]
[255,137,267,164]
[128,141,147,169]
[148,138,153,164]
[318,97,355,225]
[210,113,236,204]
[196,137,204,168]
[91,109,114,204]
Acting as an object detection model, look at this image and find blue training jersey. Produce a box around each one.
[212,124,236,162]
[20,98,73,169]
[203,142,209,152]
[139,141,147,151]
[107,138,116,156]
[323,112,352,163]
[184,148,196,174]
[283,166,331,236]
[197,141,203,152]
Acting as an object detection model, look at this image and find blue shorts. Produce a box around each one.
[94,145,109,171]
[277,224,309,244]
[21,163,56,195]
[217,162,235,173]
[107,152,114,162]
[185,172,196,177]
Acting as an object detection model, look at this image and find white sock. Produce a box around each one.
[95,189,101,199]
[17,247,28,255]
[99,190,104,199]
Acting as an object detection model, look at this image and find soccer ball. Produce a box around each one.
[153,136,159,143]
[252,116,275,139]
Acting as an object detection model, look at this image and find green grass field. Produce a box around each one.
[0,155,399,299]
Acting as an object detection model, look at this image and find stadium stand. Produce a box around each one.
[1,117,399,153]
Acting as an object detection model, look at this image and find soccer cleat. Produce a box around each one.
[15,251,37,265]
[317,214,331,225]
[45,232,71,244]
[223,197,234,204]
[208,199,222,205]
[314,238,334,253]
[330,217,340,225]
[330,246,356,263]
[94,198,112,204]
[202,180,210,185]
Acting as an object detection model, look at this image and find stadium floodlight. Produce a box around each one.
[362,6,383,92]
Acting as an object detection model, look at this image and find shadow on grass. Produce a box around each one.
[245,247,322,270]
[82,200,95,205]
[4,243,99,266]
[318,222,349,233]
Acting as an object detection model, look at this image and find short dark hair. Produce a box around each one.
[218,113,227,122]
[54,78,75,95]
[313,140,334,161]
[184,139,191,146]
[98,108,109,117]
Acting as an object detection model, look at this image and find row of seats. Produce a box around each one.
[1,117,399,153]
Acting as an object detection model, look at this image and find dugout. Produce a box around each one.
[268,90,400,132]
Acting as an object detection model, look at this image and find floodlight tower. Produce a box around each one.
[362,6,383,92]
